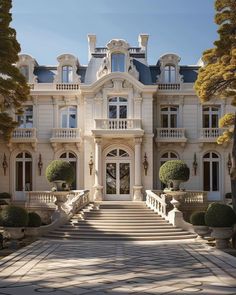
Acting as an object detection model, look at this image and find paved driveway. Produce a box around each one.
[0,239,236,294]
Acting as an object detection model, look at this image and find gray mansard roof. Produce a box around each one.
[33,52,199,85]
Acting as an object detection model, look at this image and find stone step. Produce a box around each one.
[44,232,196,241]
[54,227,183,233]
[64,224,175,229]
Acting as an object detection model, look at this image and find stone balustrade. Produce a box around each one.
[146,190,167,219]
[199,128,226,140]
[51,128,80,139]
[157,83,181,90]
[12,128,37,139]
[56,83,80,90]
[95,119,142,130]
[156,128,186,139]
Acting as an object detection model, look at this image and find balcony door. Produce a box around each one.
[108,97,128,129]
[161,106,178,128]
[203,106,220,128]
[15,152,32,201]
[203,152,220,200]
[105,148,131,200]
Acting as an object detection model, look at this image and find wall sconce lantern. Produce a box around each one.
[227,153,232,175]
[38,153,43,176]
[2,153,8,176]
[143,153,149,176]
[193,153,198,176]
[89,154,94,175]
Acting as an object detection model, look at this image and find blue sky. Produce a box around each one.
[12,0,218,66]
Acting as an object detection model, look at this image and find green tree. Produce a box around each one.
[0,0,30,140]
[194,0,236,210]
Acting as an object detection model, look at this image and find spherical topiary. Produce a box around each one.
[45,160,75,184]
[205,203,236,227]
[190,211,206,226]
[28,212,42,227]
[0,205,29,227]
[159,160,190,185]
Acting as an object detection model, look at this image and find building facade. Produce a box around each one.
[0,34,233,202]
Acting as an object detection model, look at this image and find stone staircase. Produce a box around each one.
[44,201,197,240]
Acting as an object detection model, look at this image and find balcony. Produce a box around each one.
[50,128,81,151]
[92,119,144,137]
[157,83,181,90]
[199,128,226,143]
[10,128,37,150]
[155,128,187,146]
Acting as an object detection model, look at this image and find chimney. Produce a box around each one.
[138,34,149,59]
[87,34,96,61]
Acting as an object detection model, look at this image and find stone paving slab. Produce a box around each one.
[0,239,235,294]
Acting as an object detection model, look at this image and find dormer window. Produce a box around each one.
[111,53,125,72]
[62,65,73,83]
[164,65,176,83]
[19,65,29,82]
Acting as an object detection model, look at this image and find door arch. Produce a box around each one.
[15,152,32,200]
[104,147,131,200]
[203,151,220,200]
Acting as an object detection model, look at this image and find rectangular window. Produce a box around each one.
[111,53,125,72]
[18,106,33,128]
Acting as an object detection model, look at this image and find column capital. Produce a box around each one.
[94,137,102,144]
[134,137,142,145]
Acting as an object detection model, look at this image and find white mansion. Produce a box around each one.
[0,34,233,203]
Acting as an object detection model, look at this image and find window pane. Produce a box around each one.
[119,97,127,102]
[119,163,130,194]
[161,114,168,128]
[111,53,125,72]
[16,162,23,191]
[170,114,177,128]
[212,161,219,191]
[203,161,210,191]
[62,66,73,83]
[61,114,67,128]
[109,97,117,102]
[106,163,116,194]
[109,106,117,119]
[203,114,209,128]
[60,153,67,158]
[25,161,32,191]
[212,153,219,158]
[119,106,127,119]
[212,114,218,128]
[69,114,76,128]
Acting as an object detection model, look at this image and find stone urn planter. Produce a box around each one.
[193,225,211,238]
[25,227,40,237]
[53,180,66,191]
[210,227,233,249]
[170,180,182,191]
[4,227,25,240]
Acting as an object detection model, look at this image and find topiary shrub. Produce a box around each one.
[28,212,42,227]
[205,203,236,227]
[45,160,75,185]
[0,205,29,227]
[190,211,206,226]
[0,192,11,199]
[159,160,190,186]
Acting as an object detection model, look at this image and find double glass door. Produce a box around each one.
[105,148,130,199]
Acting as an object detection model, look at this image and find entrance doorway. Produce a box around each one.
[105,148,131,200]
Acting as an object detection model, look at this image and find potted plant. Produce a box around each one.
[205,203,236,249]
[159,160,190,191]
[46,160,75,191]
[0,205,29,239]
[25,212,42,237]
[190,211,210,238]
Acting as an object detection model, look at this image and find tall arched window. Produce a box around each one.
[60,106,77,128]
[203,152,220,200]
[62,65,73,83]
[60,152,77,189]
[164,65,176,83]
[16,152,32,192]
[19,65,29,82]
[111,53,125,72]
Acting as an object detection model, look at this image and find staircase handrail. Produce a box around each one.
[146,190,167,219]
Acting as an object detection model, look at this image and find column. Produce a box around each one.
[94,137,103,201]
[133,137,143,201]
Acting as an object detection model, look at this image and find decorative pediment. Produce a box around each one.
[17,54,38,83]
[107,39,130,52]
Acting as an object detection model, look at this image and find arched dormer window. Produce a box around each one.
[111,53,125,72]
[19,65,29,81]
[62,65,73,83]
[164,65,176,83]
